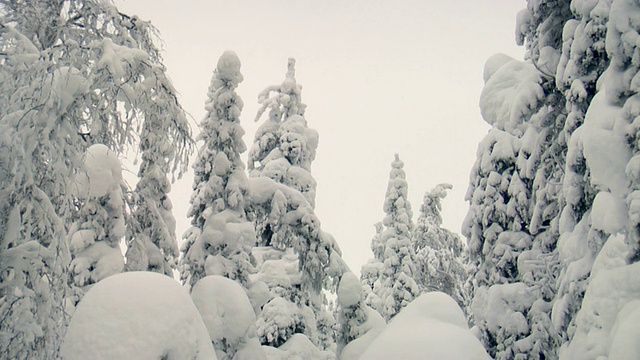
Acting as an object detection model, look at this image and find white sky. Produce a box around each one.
[114,0,526,275]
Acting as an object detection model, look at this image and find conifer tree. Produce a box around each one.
[367,154,419,320]
[248,59,342,352]
[180,51,255,290]
[413,184,468,309]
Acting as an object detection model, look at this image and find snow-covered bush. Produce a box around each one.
[191,275,265,359]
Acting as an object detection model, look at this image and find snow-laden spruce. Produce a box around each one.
[249,57,319,209]
[362,155,419,321]
[552,1,640,358]
[247,59,344,352]
[0,1,192,357]
[464,1,574,357]
[413,184,468,310]
[336,272,369,358]
[180,51,255,289]
[467,0,640,358]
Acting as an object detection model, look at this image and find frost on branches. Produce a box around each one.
[180,51,255,290]
[362,155,419,321]
[413,184,468,310]
[0,1,191,358]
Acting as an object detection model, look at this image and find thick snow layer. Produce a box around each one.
[338,272,362,308]
[216,50,243,85]
[361,292,490,359]
[263,334,334,360]
[60,272,215,360]
[76,144,123,198]
[577,88,630,197]
[590,191,628,234]
[479,57,544,134]
[483,53,516,83]
[561,234,640,360]
[608,300,640,360]
[190,275,261,358]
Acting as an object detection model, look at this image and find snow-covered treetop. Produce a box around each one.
[255,57,306,123]
[216,50,244,87]
[383,154,413,236]
[420,183,453,227]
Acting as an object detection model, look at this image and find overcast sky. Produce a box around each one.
[114,0,526,275]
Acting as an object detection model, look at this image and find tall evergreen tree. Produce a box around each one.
[180,51,254,290]
[364,154,419,321]
[248,59,342,352]
[413,184,468,309]
[464,1,575,357]
[0,1,192,357]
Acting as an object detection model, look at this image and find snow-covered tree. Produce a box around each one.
[180,51,254,289]
[464,1,635,358]
[248,177,345,350]
[552,1,640,358]
[247,59,343,351]
[364,154,419,321]
[68,145,125,292]
[464,1,575,356]
[248,57,318,210]
[0,1,192,357]
[413,184,468,309]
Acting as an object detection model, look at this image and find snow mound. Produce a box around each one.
[191,275,264,359]
[263,334,333,360]
[360,292,490,360]
[60,272,215,360]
